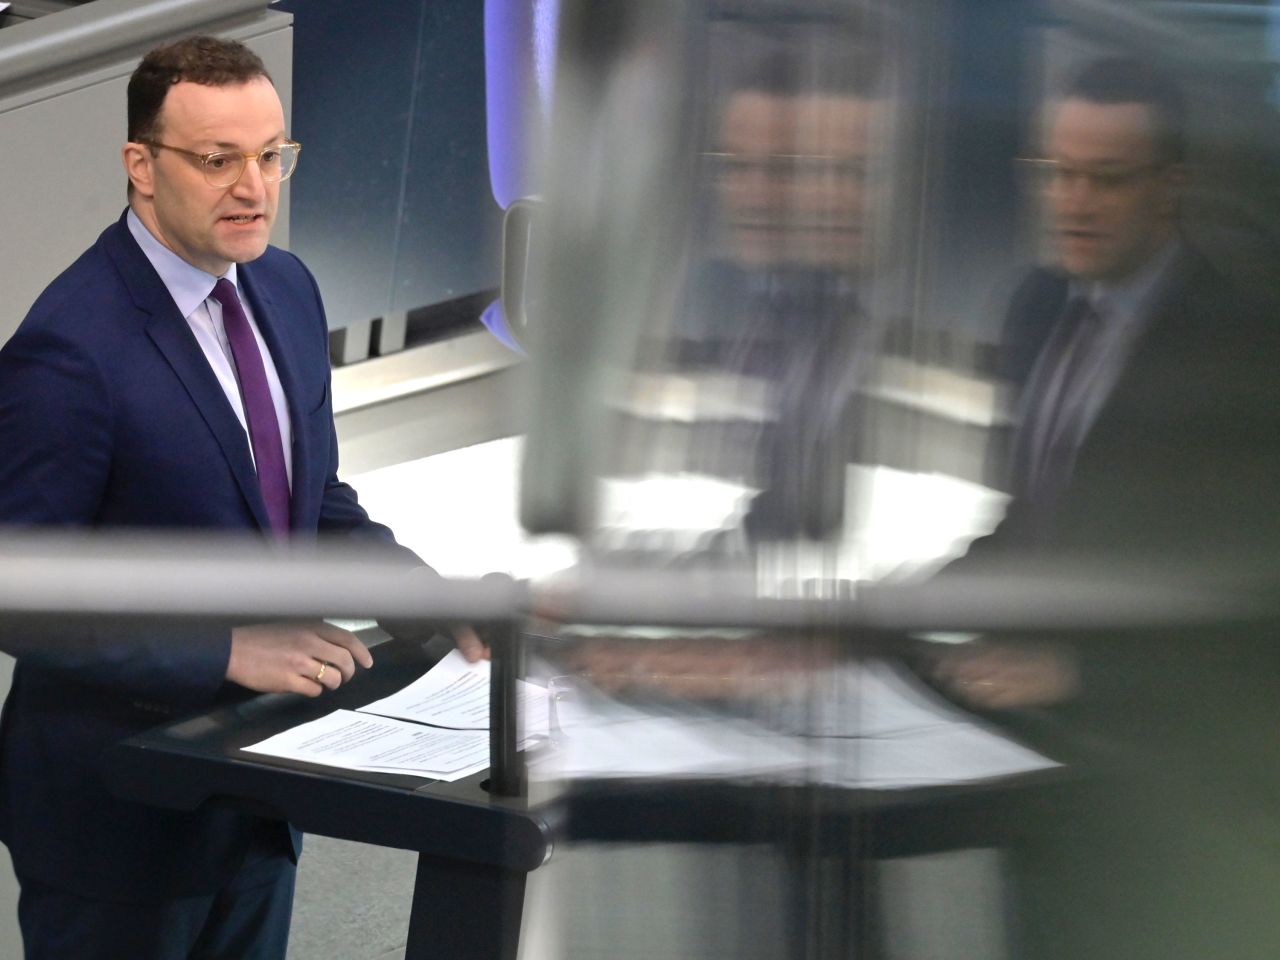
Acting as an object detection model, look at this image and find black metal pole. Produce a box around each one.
[488,619,526,797]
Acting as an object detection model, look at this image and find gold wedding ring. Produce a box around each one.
[314,662,328,683]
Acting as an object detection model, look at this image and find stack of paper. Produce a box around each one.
[243,650,548,782]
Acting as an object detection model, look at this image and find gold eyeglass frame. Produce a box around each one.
[139,138,302,187]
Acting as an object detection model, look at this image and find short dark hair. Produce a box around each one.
[731,14,883,103]
[736,47,880,102]
[127,35,271,142]
[1063,56,1187,163]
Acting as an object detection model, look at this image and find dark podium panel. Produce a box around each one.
[560,767,1068,855]
[550,720,1074,960]
[103,635,550,960]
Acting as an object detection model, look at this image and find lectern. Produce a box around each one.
[103,632,547,960]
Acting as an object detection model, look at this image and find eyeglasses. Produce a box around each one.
[1017,157,1165,193]
[140,139,302,187]
[703,152,870,182]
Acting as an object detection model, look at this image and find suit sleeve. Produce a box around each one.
[0,322,231,705]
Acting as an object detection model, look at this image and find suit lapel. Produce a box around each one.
[103,218,273,532]
[1074,248,1202,448]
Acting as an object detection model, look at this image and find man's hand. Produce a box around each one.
[932,641,1080,709]
[227,622,373,696]
[453,625,490,663]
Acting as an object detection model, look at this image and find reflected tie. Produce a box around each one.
[1015,295,1101,505]
[210,278,291,535]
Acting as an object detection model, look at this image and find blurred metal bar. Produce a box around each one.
[488,620,527,797]
[543,566,1275,632]
[0,534,1269,633]
[0,535,528,624]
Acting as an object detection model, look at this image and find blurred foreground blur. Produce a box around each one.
[516,1,1280,958]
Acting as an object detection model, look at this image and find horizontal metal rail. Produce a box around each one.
[0,531,1270,634]
[0,0,271,88]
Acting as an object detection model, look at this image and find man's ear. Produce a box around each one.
[123,142,155,198]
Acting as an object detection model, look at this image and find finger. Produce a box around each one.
[287,672,324,698]
[313,644,358,684]
[983,688,1038,709]
[454,625,489,663]
[306,657,341,692]
[950,677,1003,707]
[935,659,986,692]
[932,649,988,685]
[279,644,337,694]
[971,684,1013,708]
[314,622,374,669]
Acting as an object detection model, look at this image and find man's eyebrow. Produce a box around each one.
[207,134,288,151]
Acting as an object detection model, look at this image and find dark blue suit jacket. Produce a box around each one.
[949,246,1280,790]
[940,249,1280,960]
[0,212,410,901]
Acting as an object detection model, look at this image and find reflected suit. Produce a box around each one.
[676,259,870,542]
[972,246,1280,960]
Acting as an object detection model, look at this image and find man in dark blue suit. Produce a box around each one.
[938,57,1280,717]
[0,36,479,959]
[931,58,1280,960]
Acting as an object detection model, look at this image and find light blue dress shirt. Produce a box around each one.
[126,208,294,487]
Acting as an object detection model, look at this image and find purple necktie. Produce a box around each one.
[211,278,291,535]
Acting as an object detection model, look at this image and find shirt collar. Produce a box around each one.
[1073,238,1182,323]
[126,208,239,317]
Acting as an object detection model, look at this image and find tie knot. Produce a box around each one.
[1063,294,1098,326]
[211,277,238,309]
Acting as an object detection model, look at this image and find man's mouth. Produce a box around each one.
[222,213,263,224]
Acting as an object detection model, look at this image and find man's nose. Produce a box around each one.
[1053,176,1095,214]
[229,157,267,199]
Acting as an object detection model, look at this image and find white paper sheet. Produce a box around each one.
[537,689,813,780]
[531,659,1060,789]
[357,648,549,736]
[242,709,491,781]
[814,725,1058,789]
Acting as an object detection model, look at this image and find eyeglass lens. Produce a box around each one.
[204,144,299,187]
